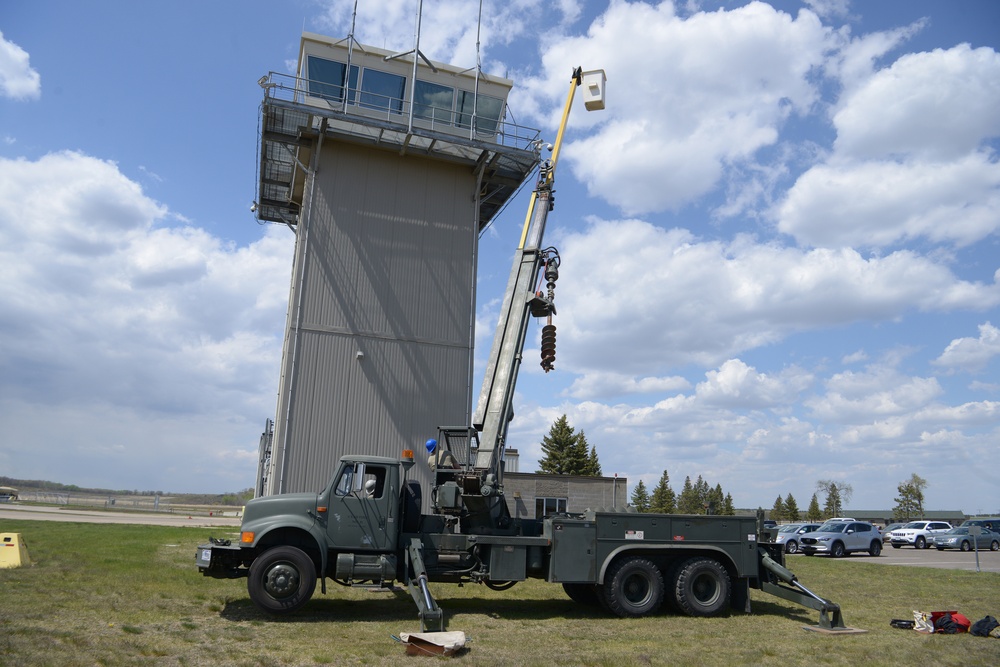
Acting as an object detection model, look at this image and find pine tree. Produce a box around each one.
[650,470,675,514]
[677,476,701,513]
[631,480,650,512]
[576,431,602,476]
[806,493,822,521]
[694,475,710,512]
[587,446,602,476]
[722,493,735,515]
[771,494,786,522]
[707,484,724,515]
[536,416,602,476]
[537,415,574,474]
[784,493,799,522]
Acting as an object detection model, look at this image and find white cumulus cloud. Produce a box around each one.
[0,152,294,491]
[933,322,1000,372]
[0,30,40,100]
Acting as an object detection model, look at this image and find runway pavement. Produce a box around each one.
[0,502,241,528]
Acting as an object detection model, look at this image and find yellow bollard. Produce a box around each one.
[0,533,31,568]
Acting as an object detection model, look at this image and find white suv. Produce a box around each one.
[889,521,952,549]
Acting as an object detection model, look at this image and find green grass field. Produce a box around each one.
[1,520,998,666]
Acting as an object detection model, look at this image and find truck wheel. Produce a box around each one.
[247,546,317,614]
[915,536,926,549]
[673,557,731,617]
[831,542,846,558]
[868,540,881,557]
[601,557,664,617]
[562,583,601,606]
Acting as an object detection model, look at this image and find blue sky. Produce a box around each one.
[2,1,999,514]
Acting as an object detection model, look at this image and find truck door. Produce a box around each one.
[326,462,397,552]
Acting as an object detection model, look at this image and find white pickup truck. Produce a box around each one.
[888,521,952,549]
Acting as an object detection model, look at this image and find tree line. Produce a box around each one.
[532,417,933,521]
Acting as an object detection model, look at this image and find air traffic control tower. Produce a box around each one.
[253,33,541,497]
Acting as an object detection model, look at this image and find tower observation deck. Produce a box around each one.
[256,33,541,231]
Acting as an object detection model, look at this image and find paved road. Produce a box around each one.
[787,542,1000,573]
[0,502,242,528]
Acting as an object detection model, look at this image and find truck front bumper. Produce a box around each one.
[196,542,248,579]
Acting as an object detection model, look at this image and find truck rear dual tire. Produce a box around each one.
[673,557,731,617]
[601,557,664,617]
[247,546,317,614]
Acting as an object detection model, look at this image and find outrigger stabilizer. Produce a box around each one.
[758,550,866,634]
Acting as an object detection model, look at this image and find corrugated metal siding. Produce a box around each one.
[271,141,477,496]
[303,143,473,345]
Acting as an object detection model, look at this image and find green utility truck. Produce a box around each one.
[197,69,848,632]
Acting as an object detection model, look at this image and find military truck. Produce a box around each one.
[197,69,847,632]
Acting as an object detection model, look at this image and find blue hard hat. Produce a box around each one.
[425,438,437,453]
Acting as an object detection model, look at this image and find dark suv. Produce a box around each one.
[959,518,1000,532]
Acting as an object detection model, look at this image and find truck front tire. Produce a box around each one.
[673,557,731,617]
[601,556,664,617]
[247,546,317,614]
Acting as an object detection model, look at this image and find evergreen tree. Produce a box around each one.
[784,493,800,522]
[677,476,701,513]
[587,446,602,476]
[537,415,574,474]
[650,470,675,514]
[771,494,786,522]
[536,415,600,475]
[694,475,710,512]
[631,480,650,512]
[707,484,724,515]
[722,493,735,515]
[806,493,822,521]
[576,430,602,476]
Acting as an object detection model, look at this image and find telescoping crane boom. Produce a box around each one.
[428,68,604,533]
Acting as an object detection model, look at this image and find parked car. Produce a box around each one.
[774,523,822,554]
[959,518,1000,533]
[930,527,1000,552]
[882,523,906,543]
[799,521,883,557]
[889,521,952,549]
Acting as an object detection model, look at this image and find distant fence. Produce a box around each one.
[15,492,242,518]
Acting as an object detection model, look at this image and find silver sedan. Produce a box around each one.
[930,527,1000,551]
